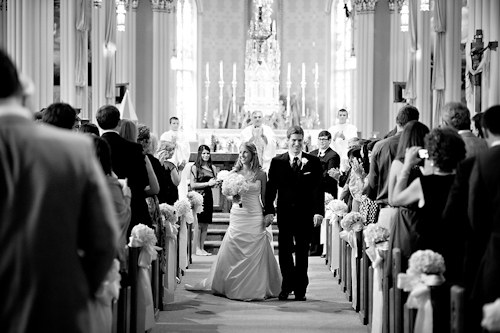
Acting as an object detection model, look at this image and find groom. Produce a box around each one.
[265,125,324,301]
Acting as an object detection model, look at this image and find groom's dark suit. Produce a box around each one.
[265,152,324,297]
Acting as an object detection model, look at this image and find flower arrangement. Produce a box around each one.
[217,170,230,183]
[187,191,204,214]
[327,199,348,216]
[174,198,192,218]
[159,203,178,225]
[324,193,334,206]
[128,223,158,248]
[221,172,250,207]
[407,250,446,276]
[340,212,365,232]
[363,224,390,247]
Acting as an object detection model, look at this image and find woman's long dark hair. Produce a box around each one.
[193,145,214,178]
[396,120,430,161]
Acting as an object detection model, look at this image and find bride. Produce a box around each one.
[185,142,282,300]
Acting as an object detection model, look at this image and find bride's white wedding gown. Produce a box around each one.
[186,180,282,300]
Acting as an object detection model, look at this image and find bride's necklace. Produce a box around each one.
[241,170,256,181]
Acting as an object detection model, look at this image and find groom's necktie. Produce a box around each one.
[292,156,300,173]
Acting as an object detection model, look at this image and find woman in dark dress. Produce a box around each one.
[190,145,218,256]
[155,140,184,205]
[391,127,466,282]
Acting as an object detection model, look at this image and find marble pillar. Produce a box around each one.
[488,0,500,107]
[416,2,431,127]
[443,0,462,105]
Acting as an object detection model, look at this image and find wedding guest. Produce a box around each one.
[97,105,150,231]
[472,112,484,138]
[391,127,466,277]
[41,102,78,130]
[468,105,500,332]
[79,123,100,136]
[309,130,340,256]
[328,109,358,171]
[190,145,218,256]
[240,110,277,172]
[119,118,138,142]
[0,49,118,332]
[442,101,488,158]
[364,104,419,230]
[358,139,381,226]
[155,140,183,205]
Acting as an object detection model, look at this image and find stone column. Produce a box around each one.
[6,0,54,111]
[415,3,431,127]
[0,0,7,47]
[127,1,138,106]
[481,0,490,110]
[488,0,500,107]
[443,0,461,104]
[91,0,110,121]
[60,0,77,108]
[354,0,377,138]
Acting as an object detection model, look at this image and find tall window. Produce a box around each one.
[175,0,197,134]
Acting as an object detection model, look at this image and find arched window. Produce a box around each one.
[175,0,197,134]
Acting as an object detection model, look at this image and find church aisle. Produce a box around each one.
[153,256,367,333]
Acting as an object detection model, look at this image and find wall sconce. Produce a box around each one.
[93,0,102,8]
[116,0,126,32]
[420,0,430,11]
[400,1,409,32]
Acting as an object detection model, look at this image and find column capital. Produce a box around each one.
[355,0,378,13]
[151,0,175,13]
[1,0,6,11]
[388,0,405,12]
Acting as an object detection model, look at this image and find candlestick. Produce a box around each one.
[287,62,291,81]
[206,62,209,81]
[302,63,305,82]
[220,61,223,80]
[233,63,236,80]
[315,63,318,82]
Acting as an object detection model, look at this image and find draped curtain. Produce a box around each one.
[403,0,417,102]
[432,0,445,127]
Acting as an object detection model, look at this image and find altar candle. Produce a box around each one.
[302,63,305,81]
[206,62,209,81]
[287,62,291,81]
[233,63,236,80]
[272,20,276,34]
[315,63,318,82]
[220,61,223,80]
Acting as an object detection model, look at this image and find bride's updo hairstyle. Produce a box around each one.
[233,142,262,175]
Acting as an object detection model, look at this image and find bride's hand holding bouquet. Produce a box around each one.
[221,171,250,208]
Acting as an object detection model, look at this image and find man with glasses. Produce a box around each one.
[309,130,340,256]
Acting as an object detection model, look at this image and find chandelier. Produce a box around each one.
[249,0,273,43]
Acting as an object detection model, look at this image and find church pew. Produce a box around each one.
[354,231,362,312]
[450,285,465,333]
[339,238,344,288]
[391,248,403,333]
[367,264,374,331]
[326,218,331,267]
[346,241,353,302]
[116,286,131,333]
[188,223,193,265]
[128,246,140,333]
[359,236,370,325]
[403,304,416,333]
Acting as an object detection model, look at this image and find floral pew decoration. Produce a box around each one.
[340,211,365,309]
[128,224,162,332]
[186,191,204,255]
[397,249,446,333]
[363,223,390,333]
[483,298,500,332]
[321,193,334,261]
[327,199,348,275]
[221,171,250,208]
[159,203,179,304]
[174,198,193,272]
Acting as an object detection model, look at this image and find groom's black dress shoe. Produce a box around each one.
[278,291,290,300]
[294,294,307,301]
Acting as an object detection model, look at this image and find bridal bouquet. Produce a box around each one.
[221,172,249,207]
[327,199,348,217]
[363,224,390,248]
[216,170,230,185]
[325,193,334,206]
[187,191,204,214]
[174,199,192,220]
[340,212,365,232]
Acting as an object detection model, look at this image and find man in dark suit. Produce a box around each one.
[0,49,118,332]
[264,126,324,301]
[309,130,340,256]
[468,105,500,332]
[97,105,150,230]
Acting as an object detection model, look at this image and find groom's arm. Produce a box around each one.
[264,157,278,216]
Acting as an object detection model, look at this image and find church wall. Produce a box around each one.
[373,0,391,137]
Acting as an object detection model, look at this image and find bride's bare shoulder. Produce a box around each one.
[255,169,267,182]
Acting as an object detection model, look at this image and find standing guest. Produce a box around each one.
[264,126,324,301]
[119,118,138,142]
[155,140,183,205]
[309,130,340,256]
[78,123,100,136]
[471,112,484,138]
[364,104,419,230]
[240,110,277,172]
[97,105,150,230]
[41,102,78,130]
[328,109,358,171]
[358,139,381,225]
[468,105,500,332]
[442,101,488,158]
[190,145,218,256]
[0,49,118,332]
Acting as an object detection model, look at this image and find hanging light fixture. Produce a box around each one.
[400,1,409,32]
[420,0,430,11]
[116,0,126,32]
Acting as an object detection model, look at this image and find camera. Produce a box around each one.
[418,149,429,159]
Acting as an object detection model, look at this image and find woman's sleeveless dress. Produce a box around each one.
[193,166,214,224]
[186,180,282,300]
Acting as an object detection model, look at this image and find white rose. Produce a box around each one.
[301,158,308,170]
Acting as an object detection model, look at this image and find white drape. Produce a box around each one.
[404,0,417,102]
[432,0,445,127]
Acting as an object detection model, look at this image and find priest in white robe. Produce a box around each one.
[328,109,358,171]
[240,110,276,173]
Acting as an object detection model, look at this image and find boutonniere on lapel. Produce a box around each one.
[301,157,308,171]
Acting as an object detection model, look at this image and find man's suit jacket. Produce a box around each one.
[265,152,324,227]
[310,147,340,197]
[469,146,500,305]
[0,113,118,333]
[102,132,150,227]
[460,131,488,158]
